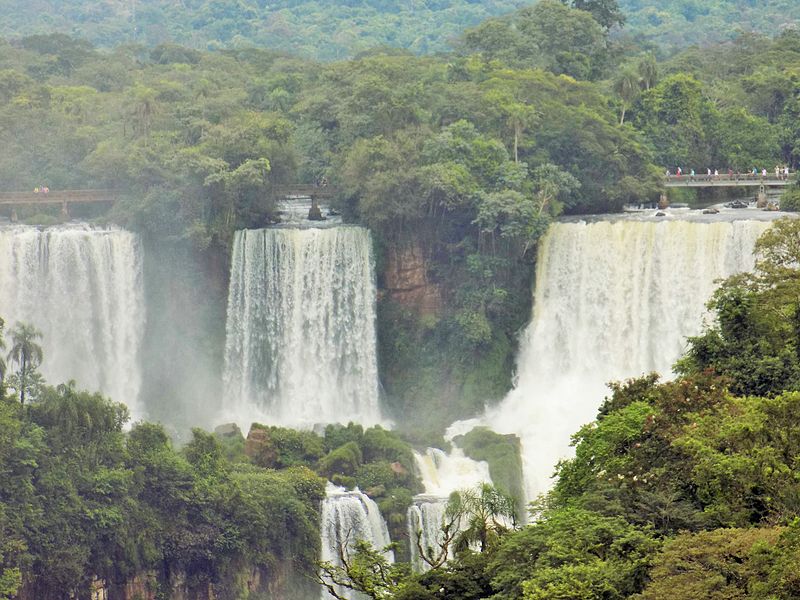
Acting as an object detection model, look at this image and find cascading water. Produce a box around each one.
[0,224,145,414]
[222,226,382,428]
[413,447,492,497]
[408,499,450,573]
[407,448,492,572]
[450,215,775,502]
[320,484,394,599]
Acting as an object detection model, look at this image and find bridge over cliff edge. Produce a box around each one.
[0,185,339,220]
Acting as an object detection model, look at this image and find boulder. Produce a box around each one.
[308,198,325,221]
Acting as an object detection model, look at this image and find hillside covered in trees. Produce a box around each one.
[0,0,797,59]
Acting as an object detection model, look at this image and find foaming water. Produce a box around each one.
[413,447,492,497]
[222,226,382,429]
[0,224,145,415]
[450,218,772,502]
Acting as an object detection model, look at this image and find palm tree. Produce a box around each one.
[638,53,659,91]
[614,68,641,125]
[7,322,43,405]
[453,483,516,553]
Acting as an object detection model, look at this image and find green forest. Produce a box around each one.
[0,0,797,59]
[1,0,800,598]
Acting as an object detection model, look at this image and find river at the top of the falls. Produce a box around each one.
[448,213,787,505]
[0,223,145,417]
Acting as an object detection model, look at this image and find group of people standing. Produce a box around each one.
[665,166,791,180]
[33,185,50,194]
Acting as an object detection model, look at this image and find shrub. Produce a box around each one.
[318,441,363,478]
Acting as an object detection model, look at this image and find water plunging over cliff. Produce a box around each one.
[0,224,144,414]
[320,484,393,599]
[413,447,492,497]
[223,226,382,428]
[451,217,773,502]
[407,448,492,572]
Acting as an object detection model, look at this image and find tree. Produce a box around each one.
[6,323,43,405]
[613,67,640,125]
[490,508,658,600]
[633,74,719,170]
[452,483,516,553]
[568,0,625,30]
[317,538,405,600]
[0,318,6,393]
[637,54,658,91]
[634,528,781,600]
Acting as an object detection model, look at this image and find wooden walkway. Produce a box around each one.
[272,184,338,198]
[665,175,793,188]
[0,189,118,206]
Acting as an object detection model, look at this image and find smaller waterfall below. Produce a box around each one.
[320,484,393,599]
[407,448,492,572]
[0,224,145,415]
[408,498,450,573]
[223,226,382,429]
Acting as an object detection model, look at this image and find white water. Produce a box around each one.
[413,447,492,497]
[408,499,450,573]
[450,217,772,502]
[0,224,145,414]
[320,484,393,599]
[222,227,382,428]
[407,448,492,572]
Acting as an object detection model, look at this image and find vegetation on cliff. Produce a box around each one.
[0,365,327,599]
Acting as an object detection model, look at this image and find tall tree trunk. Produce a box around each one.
[19,355,26,405]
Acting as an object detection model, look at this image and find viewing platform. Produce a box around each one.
[664,174,793,188]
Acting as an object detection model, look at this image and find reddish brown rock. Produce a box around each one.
[383,241,442,316]
[390,461,408,476]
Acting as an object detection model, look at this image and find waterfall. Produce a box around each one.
[413,447,492,497]
[407,448,492,572]
[320,484,393,599]
[408,498,450,573]
[454,217,773,501]
[0,224,145,415]
[222,226,382,428]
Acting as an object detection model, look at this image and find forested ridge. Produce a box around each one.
[3,0,800,598]
[0,0,796,59]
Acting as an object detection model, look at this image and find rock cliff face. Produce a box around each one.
[383,240,442,316]
[33,563,305,600]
